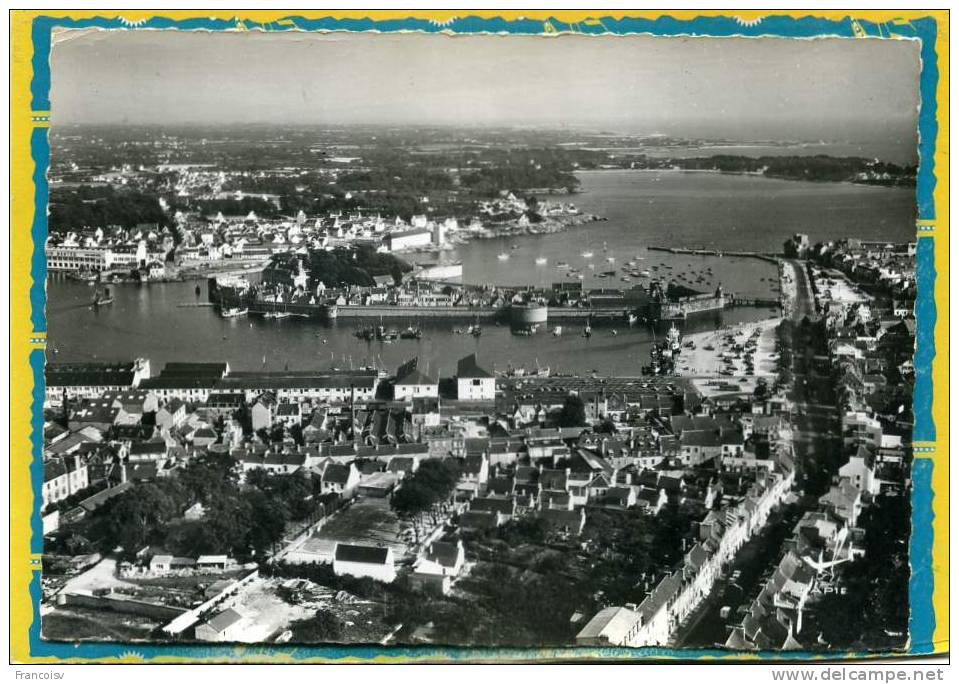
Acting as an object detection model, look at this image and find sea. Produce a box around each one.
[46,170,917,376]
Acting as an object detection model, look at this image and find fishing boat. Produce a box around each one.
[606,256,616,263]
[556,261,569,268]
[220,306,248,318]
[513,324,539,336]
[667,323,682,355]
[400,326,422,340]
[535,257,548,265]
[497,253,510,261]
[503,363,550,377]
[91,286,114,307]
[581,251,594,259]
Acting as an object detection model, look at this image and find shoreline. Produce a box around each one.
[676,317,781,379]
[394,212,606,256]
[574,166,915,189]
[672,257,794,389]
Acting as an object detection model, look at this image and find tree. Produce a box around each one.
[246,490,290,556]
[556,394,586,427]
[753,378,770,402]
[290,610,342,643]
[177,452,238,505]
[595,418,617,434]
[391,482,433,543]
[391,459,462,539]
[498,516,549,546]
[64,533,91,556]
[86,481,186,557]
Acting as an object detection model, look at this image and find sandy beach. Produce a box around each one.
[670,258,790,396]
[675,318,781,378]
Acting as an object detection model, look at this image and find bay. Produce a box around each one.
[46,170,915,376]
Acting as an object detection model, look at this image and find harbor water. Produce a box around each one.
[46,170,915,376]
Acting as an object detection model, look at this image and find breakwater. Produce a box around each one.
[217,299,641,323]
[648,246,781,265]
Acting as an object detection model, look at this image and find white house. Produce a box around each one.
[575,606,644,647]
[42,456,89,510]
[384,228,432,252]
[321,463,361,498]
[393,359,438,401]
[838,447,881,497]
[194,607,250,642]
[251,393,277,432]
[455,354,496,401]
[332,543,396,583]
[410,539,467,595]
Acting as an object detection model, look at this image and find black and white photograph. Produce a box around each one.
[40,29,919,652]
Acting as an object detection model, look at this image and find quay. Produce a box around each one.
[727,296,780,307]
[648,245,781,263]
[211,293,778,324]
[208,252,782,327]
[223,300,647,322]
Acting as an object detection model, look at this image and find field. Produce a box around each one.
[284,498,410,564]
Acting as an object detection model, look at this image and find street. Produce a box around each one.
[675,505,802,648]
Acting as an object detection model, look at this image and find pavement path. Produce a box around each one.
[784,259,816,320]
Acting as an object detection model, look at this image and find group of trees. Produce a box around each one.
[305,245,410,288]
[624,154,917,186]
[49,185,171,231]
[815,494,911,650]
[556,394,587,428]
[460,165,579,197]
[390,459,462,543]
[60,453,320,562]
[581,503,697,606]
[452,558,590,646]
[289,610,343,643]
[338,166,455,194]
[194,196,280,219]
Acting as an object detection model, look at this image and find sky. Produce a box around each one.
[50,29,920,146]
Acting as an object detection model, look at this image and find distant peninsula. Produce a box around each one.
[594,154,917,188]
